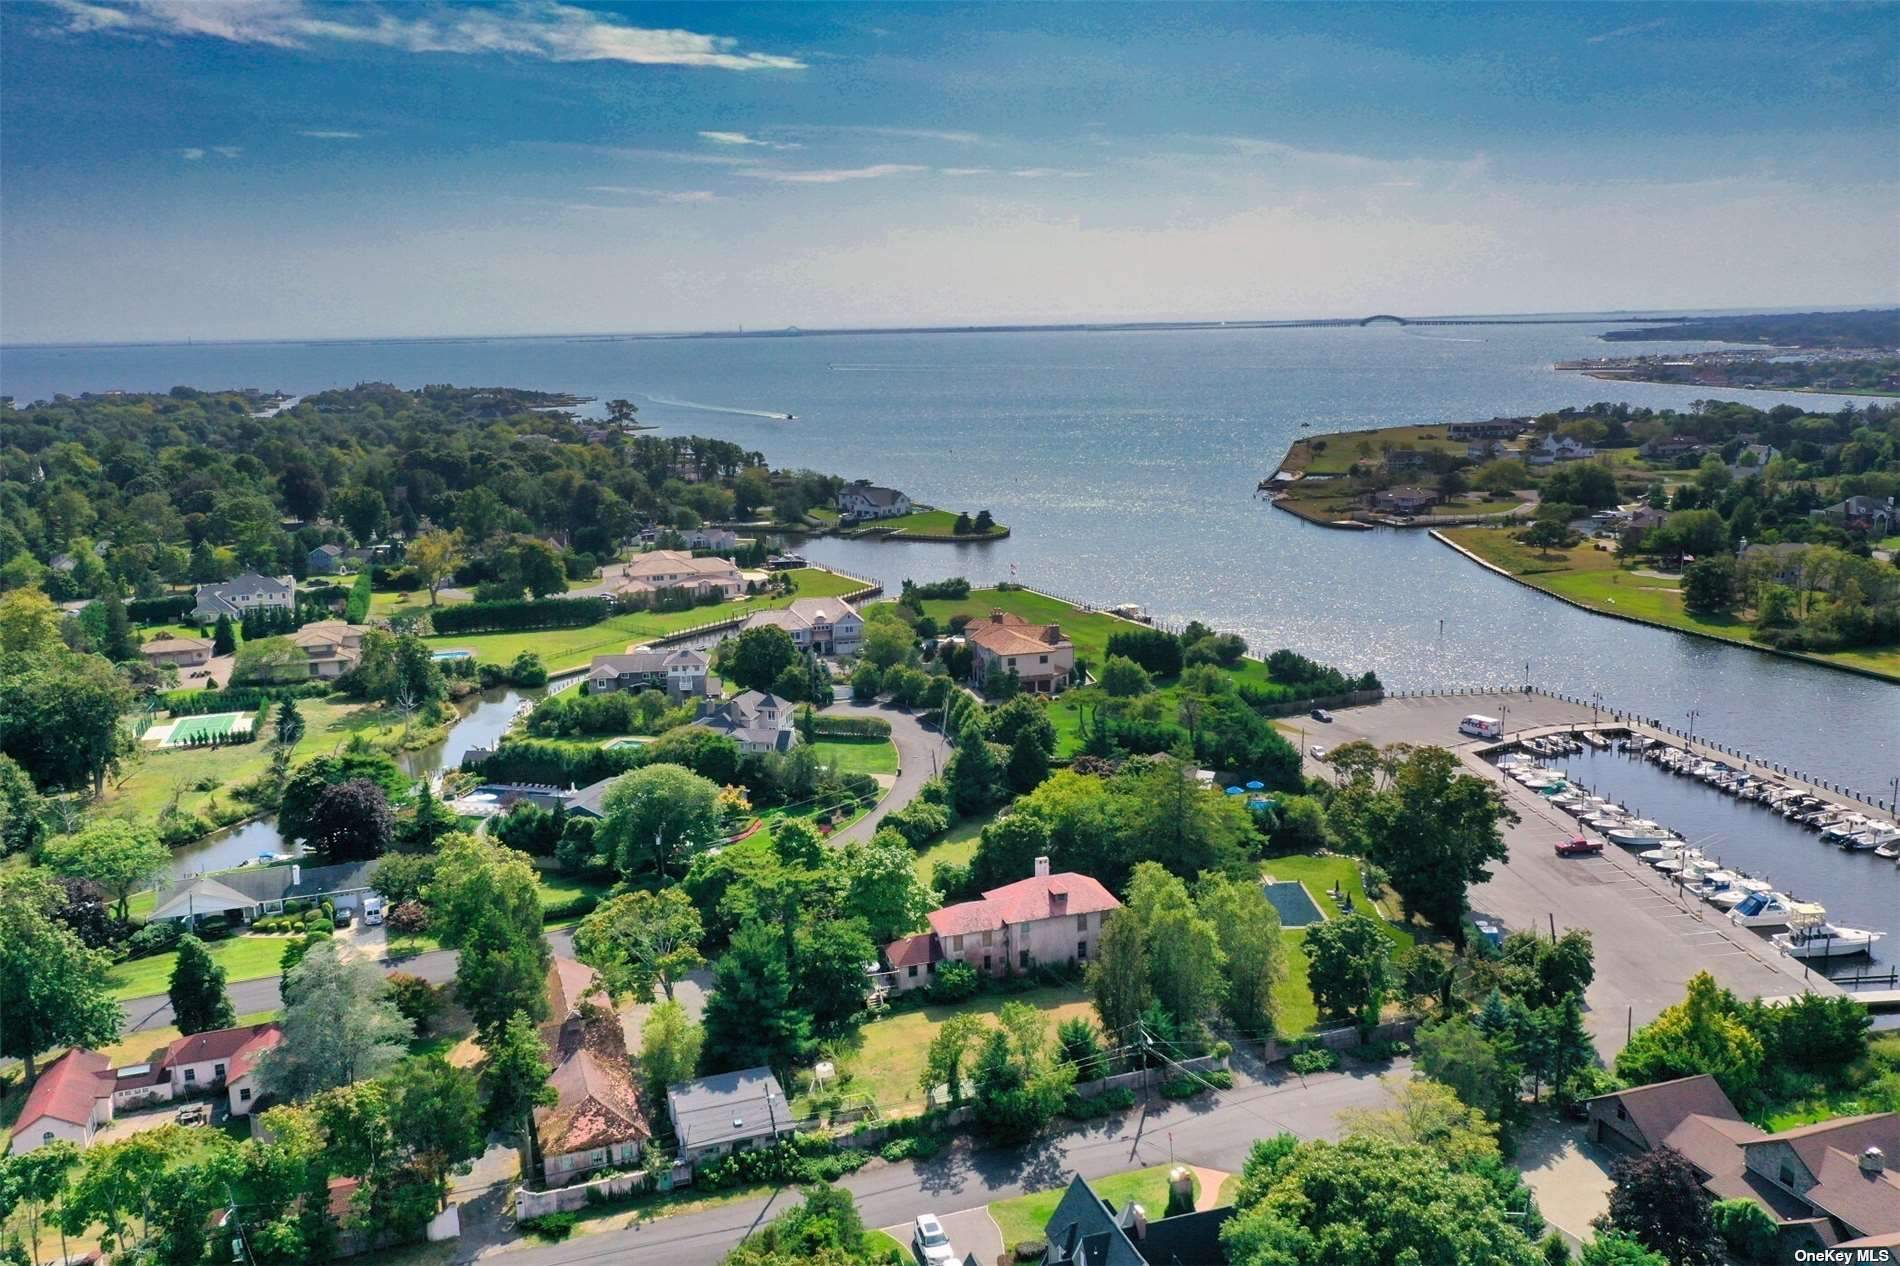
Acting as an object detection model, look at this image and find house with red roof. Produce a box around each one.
[163,1022,283,1117]
[8,1049,116,1154]
[880,858,1120,994]
[534,956,650,1186]
[963,609,1076,694]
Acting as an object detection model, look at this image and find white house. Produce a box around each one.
[836,481,912,522]
[193,573,295,621]
[738,597,863,657]
[692,690,797,753]
[665,1067,795,1165]
[8,1049,115,1154]
[1525,435,1597,466]
[879,859,1121,993]
[610,550,744,601]
[163,1023,282,1116]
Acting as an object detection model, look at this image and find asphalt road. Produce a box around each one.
[121,930,577,1033]
[476,1062,1401,1266]
[824,699,952,847]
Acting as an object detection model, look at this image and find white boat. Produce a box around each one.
[1773,913,1886,959]
[1821,816,1873,845]
[1729,892,1812,929]
[1841,829,1891,853]
[1657,850,1710,875]
[1709,877,1774,908]
[1585,811,1630,833]
[1611,820,1679,847]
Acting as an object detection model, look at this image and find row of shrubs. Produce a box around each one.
[159,681,332,715]
[252,906,335,934]
[429,595,612,634]
[797,710,893,738]
[694,1134,872,1191]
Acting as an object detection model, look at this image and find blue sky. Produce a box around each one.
[1,1,1895,342]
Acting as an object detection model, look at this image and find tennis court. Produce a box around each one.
[160,711,254,746]
[1262,880,1325,928]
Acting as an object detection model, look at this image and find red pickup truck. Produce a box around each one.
[1555,835,1603,857]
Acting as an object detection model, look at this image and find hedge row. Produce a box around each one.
[128,593,196,624]
[800,711,892,738]
[344,570,373,624]
[160,682,332,715]
[429,596,612,634]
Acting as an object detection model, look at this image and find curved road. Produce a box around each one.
[824,699,952,847]
[123,706,940,1031]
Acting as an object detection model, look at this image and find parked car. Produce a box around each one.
[1309,745,1327,760]
[1555,835,1603,857]
[175,1103,209,1126]
[334,909,354,928]
[912,1214,956,1266]
[1310,707,1333,723]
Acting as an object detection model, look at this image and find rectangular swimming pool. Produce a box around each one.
[1262,880,1324,928]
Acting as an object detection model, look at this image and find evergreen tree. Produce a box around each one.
[1005,724,1051,793]
[212,613,237,656]
[1546,993,1596,1109]
[479,1012,556,1174]
[100,592,138,663]
[700,919,812,1079]
[274,696,305,746]
[946,717,1001,815]
[169,934,236,1035]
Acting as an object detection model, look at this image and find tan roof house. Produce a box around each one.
[739,597,863,656]
[290,621,370,678]
[881,858,1120,992]
[1371,486,1440,515]
[610,550,744,602]
[964,610,1075,694]
[140,634,214,669]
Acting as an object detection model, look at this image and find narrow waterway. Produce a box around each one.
[163,685,543,879]
[1540,747,1893,974]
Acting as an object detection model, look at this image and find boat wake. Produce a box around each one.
[643,394,793,420]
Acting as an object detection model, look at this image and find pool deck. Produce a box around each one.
[1311,690,1861,1057]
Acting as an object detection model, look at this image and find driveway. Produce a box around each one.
[883,1207,1001,1266]
[823,700,952,848]
[474,1062,1401,1265]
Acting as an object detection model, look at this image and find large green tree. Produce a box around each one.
[1302,911,1392,1038]
[1363,746,1516,942]
[1087,908,1154,1038]
[168,934,237,1035]
[479,1013,556,1175]
[40,819,168,921]
[596,763,724,880]
[1125,863,1225,1028]
[0,870,122,1082]
[699,919,811,1078]
[425,834,550,1040]
[259,940,412,1099]
[0,646,134,794]
[1198,872,1285,1039]
[724,624,799,692]
[842,829,935,943]
[575,887,706,1003]
[640,999,705,1097]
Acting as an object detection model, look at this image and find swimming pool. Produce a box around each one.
[1262,880,1324,928]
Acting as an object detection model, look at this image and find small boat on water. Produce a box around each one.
[1773,911,1886,960]
[1708,877,1774,909]
[1729,891,1812,928]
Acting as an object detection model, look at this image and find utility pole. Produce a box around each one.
[1687,708,1701,743]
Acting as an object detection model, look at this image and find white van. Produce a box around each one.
[1459,714,1503,740]
[361,895,385,926]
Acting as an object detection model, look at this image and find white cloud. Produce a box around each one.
[1588,19,1666,44]
[299,129,362,140]
[698,130,798,150]
[737,163,928,184]
[211,145,241,158]
[177,147,205,160]
[799,126,988,146]
[584,185,721,203]
[939,168,995,177]
[48,0,804,70]
[1010,168,1091,179]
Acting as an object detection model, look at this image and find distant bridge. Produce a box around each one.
[1359,314,1408,326]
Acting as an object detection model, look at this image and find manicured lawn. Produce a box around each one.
[853,508,1008,539]
[1443,526,1900,682]
[106,934,298,1000]
[990,1165,1194,1250]
[817,983,1094,1116]
[419,568,864,671]
[104,696,403,828]
[912,810,993,883]
[1288,424,1473,476]
[1259,853,1417,1038]
[809,736,899,776]
[865,1230,908,1259]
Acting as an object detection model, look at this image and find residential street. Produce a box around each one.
[475,1061,1403,1265]
[823,699,952,847]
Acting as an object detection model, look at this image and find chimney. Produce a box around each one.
[990,608,1005,624]
[290,864,300,886]
[1034,856,1050,879]
[1044,623,1062,644]
[1116,1202,1148,1241]
[1862,1146,1886,1174]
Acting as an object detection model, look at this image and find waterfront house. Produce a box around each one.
[1383,449,1430,473]
[665,1067,794,1165]
[149,860,382,926]
[836,480,912,522]
[1640,435,1709,462]
[1526,434,1597,466]
[880,858,1120,992]
[739,597,863,657]
[585,647,713,699]
[1035,1174,1234,1266]
[193,573,295,621]
[535,957,649,1185]
[692,690,796,753]
[1371,486,1440,515]
[1585,1075,1900,1253]
[290,620,370,678]
[682,527,739,551]
[964,610,1076,694]
[1447,417,1532,441]
[610,550,744,601]
[139,634,214,670]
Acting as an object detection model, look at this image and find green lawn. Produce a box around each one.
[1443,526,1900,682]
[809,736,899,776]
[1288,424,1473,476]
[852,508,1008,539]
[989,1165,1194,1251]
[105,934,298,1000]
[1259,853,1417,1038]
[864,1230,907,1260]
[419,568,864,672]
[811,983,1094,1116]
[912,810,993,883]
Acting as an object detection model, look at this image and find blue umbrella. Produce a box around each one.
[1245,780,1265,791]
[1225,786,1244,795]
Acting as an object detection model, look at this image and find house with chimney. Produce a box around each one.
[1585,1074,1900,1253]
[609,550,745,602]
[880,859,1120,993]
[147,860,382,926]
[692,689,797,753]
[584,647,713,699]
[193,573,295,621]
[534,957,649,1185]
[835,480,912,523]
[739,597,863,657]
[963,609,1076,695]
[1034,1174,1233,1266]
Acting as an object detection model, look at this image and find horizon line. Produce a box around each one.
[3,301,1897,354]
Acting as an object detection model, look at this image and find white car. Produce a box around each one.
[912,1214,956,1266]
[1309,745,1327,760]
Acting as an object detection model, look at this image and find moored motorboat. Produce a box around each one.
[1611,820,1678,847]
[1772,912,1886,959]
[1729,891,1810,928]
[1708,877,1774,908]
